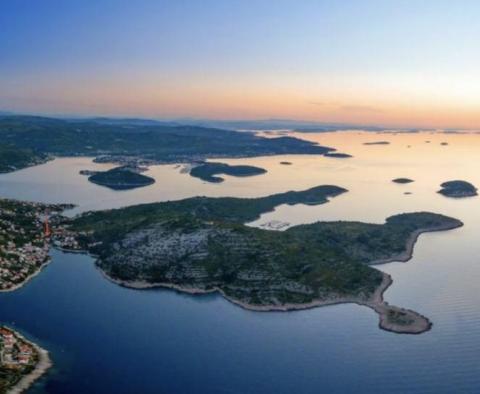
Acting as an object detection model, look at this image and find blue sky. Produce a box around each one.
[1,1,480,127]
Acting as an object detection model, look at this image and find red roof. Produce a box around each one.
[0,328,13,337]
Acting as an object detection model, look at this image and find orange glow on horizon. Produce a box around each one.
[4,72,480,129]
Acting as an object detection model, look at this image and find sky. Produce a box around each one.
[1,0,480,128]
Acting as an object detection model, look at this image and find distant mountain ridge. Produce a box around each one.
[0,115,335,172]
[0,111,433,132]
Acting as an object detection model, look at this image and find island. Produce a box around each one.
[88,166,155,190]
[79,169,98,176]
[363,141,390,145]
[392,178,414,184]
[189,162,267,183]
[279,161,292,165]
[324,152,353,158]
[0,326,51,393]
[438,180,478,198]
[56,185,462,334]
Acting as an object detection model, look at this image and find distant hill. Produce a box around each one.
[0,115,334,172]
[70,117,179,127]
[172,118,377,131]
[171,118,424,132]
[0,144,48,173]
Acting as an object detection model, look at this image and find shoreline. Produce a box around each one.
[6,329,52,394]
[0,258,51,294]
[95,220,463,334]
[369,221,463,265]
[102,269,429,334]
[67,218,462,335]
[0,201,76,294]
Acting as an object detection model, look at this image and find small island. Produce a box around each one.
[79,169,98,176]
[438,180,478,198]
[363,141,390,145]
[190,162,267,183]
[324,152,353,158]
[392,178,414,184]
[88,166,155,190]
[61,186,462,335]
[279,161,292,165]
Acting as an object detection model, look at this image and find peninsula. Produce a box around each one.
[61,186,462,334]
[190,162,267,183]
[438,180,477,198]
[88,166,155,190]
[0,326,51,393]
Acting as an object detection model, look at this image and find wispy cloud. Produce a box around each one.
[308,101,328,107]
[308,101,384,114]
[340,105,384,113]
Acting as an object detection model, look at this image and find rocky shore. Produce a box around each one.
[4,329,52,394]
[97,216,463,335]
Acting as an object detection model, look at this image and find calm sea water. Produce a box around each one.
[1,131,480,393]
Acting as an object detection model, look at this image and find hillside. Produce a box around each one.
[0,144,48,173]
[0,116,334,166]
[64,186,463,333]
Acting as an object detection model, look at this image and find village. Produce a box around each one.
[0,325,45,392]
[0,199,76,291]
[0,327,35,367]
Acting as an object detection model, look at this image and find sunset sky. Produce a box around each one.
[1,1,480,128]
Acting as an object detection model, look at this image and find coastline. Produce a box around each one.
[369,220,463,265]
[6,329,52,394]
[94,220,463,334]
[102,269,429,334]
[0,258,51,293]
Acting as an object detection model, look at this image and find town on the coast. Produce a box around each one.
[0,198,72,392]
[0,326,41,391]
[0,327,35,367]
[0,199,76,291]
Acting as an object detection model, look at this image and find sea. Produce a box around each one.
[1,131,479,393]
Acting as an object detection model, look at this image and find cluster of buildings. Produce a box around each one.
[0,327,35,367]
[0,197,87,291]
[51,228,81,250]
[0,241,49,290]
[0,202,51,290]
